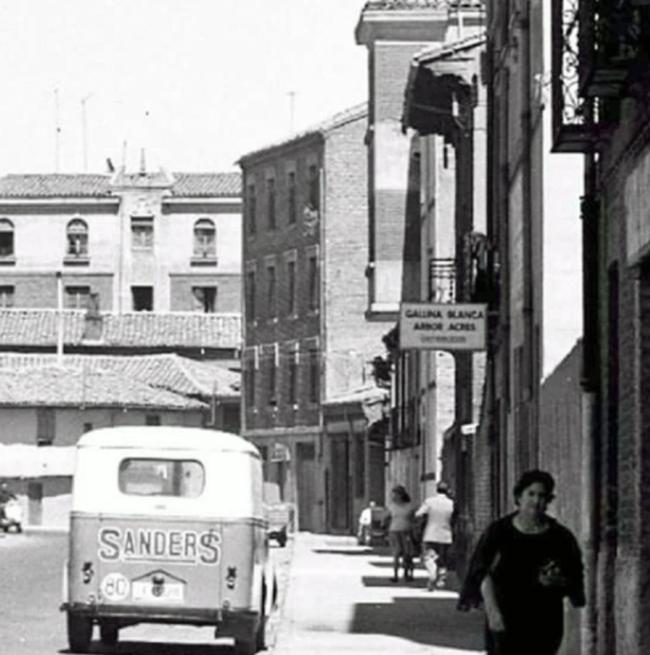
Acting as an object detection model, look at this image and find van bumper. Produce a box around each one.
[60,602,258,629]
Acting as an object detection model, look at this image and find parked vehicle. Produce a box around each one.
[61,426,275,655]
[0,498,23,533]
[357,503,388,547]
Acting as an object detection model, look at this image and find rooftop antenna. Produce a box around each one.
[121,140,127,171]
[81,93,93,172]
[140,109,150,174]
[54,89,61,172]
[287,91,296,133]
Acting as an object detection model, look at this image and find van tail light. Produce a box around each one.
[226,567,237,590]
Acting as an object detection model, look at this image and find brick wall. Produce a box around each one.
[1,273,114,309]
[169,274,241,312]
[323,113,394,398]
[241,139,323,433]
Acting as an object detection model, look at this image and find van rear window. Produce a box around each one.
[118,458,205,497]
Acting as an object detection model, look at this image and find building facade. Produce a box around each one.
[551,2,650,654]
[355,0,487,513]
[0,169,241,313]
[239,105,392,533]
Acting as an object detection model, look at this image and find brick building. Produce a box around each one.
[239,105,392,533]
[551,2,650,654]
[355,0,486,509]
[0,168,241,313]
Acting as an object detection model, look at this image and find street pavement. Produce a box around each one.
[0,530,485,654]
[273,533,486,655]
[0,529,291,655]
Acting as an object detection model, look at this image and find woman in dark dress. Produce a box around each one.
[458,470,585,655]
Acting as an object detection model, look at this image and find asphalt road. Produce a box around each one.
[0,531,290,655]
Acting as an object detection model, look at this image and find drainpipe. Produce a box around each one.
[581,153,600,655]
[520,3,537,465]
[56,271,64,365]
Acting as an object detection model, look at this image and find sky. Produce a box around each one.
[0,0,369,175]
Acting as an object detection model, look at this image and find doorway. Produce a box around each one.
[296,442,317,531]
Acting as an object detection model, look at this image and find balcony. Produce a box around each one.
[579,0,649,98]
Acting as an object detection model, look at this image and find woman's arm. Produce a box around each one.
[480,575,505,632]
[457,518,504,610]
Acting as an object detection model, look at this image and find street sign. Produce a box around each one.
[399,302,487,351]
[269,442,291,462]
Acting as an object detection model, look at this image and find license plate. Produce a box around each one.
[132,581,185,603]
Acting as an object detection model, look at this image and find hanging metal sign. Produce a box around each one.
[399,302,487,351]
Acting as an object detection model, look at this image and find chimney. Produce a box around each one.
[82,292,103,341]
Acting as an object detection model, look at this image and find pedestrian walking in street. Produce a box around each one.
[385,485,416,582]
[414,480,456,591]
[457,470,585,655]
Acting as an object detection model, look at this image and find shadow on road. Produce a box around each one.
[351,595,485,651]
[58,639,234,654]
[361,575,430,588]
[311,547,374,556]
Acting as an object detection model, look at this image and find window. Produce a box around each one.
[246,271,256,321]
[0,285,14,308]
[65,285,91,309]
[268,358,277,406]
[132,286,153,311]
[131,216,153,249]
[308,255,318,311]
[118,458,204,497]
[288,351,298,405]
[246,359,256,409]
[287,260,297,315]
[145,414,161,426]
[247,184,256,236]
[193,218,216,258]
[0,219,14,258]
[266,177,276,230]
[288,171,296,224]
[308,164,319,210]
[309,349,319,404]
[267,265,276,318]
[192,286,217,313]
[36,408,55,446]
[66,218,88,257]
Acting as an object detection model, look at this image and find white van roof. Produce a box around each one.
[77,426,259,456]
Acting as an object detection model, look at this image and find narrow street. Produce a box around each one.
[1,530,484,654]
[274,534,484,655]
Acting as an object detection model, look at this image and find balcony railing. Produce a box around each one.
[429,258,456,302]
[552,0,593,151]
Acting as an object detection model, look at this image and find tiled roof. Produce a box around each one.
[239,103,368,164]
[0,310,241,349]
[0,353,240,399]
[0,172,241,199]
[363,0,483,9]
[413,33,486,64]
[171,172,241,197]
[0,174,112,198]
[0,365,206,409]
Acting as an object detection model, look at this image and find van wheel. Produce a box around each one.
[255,613,266,651]
[234,636,256,655]
[67,612,92,653]
[99,621,119,645]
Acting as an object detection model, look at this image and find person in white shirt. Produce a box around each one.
[415,481,456,591]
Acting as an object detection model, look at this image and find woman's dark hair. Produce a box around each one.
[391,484,411,503]
[513,470,556,503]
